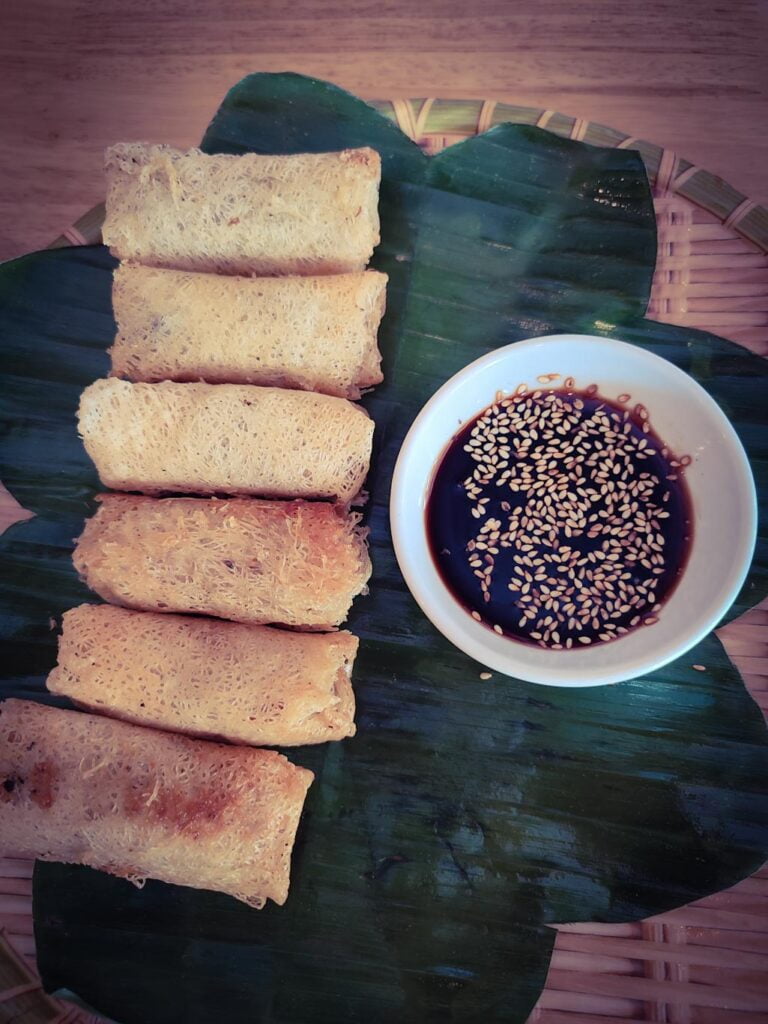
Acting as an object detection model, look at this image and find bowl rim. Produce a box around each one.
[389,333,758,687]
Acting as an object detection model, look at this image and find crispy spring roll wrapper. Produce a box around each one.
[110,265,386,400]
[73,495,371,630]
[48,605,358,746]
[78,378,373,504]
[0,699,313,907]
[102,143,381,275]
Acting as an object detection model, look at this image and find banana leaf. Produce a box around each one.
[1,74,767,1023]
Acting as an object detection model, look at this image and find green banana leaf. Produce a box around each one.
[0,73,767,1023]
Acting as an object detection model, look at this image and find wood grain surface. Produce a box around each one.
[0,0,766,263]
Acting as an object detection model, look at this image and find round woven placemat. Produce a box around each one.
[2,99,767,1024]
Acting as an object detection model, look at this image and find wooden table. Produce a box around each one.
[0,0,766,263]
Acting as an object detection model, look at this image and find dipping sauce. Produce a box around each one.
[426,385,692,649]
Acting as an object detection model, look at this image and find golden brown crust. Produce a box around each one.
[48,605,358,746]
[77,378,374,503]
[0,699,313,906]
[102,143,381,276]
[72,494,371,629]
[110,265,386,399]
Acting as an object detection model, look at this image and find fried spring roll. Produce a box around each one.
[73,495,371,630]
[110,265,386,399]
[0,699,313,907]
[77,379,373,504]
[102,143,381,276]
[48,605,358,746]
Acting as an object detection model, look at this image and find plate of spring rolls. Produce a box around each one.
[1,73,768,1024]
[1,138,384,911]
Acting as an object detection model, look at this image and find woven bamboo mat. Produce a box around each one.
[1,99,767,1023]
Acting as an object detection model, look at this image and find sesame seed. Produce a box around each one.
[453,384,684,650]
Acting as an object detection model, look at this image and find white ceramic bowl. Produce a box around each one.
[390,334,756,686]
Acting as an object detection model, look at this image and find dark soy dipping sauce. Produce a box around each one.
[426,387,693,649]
